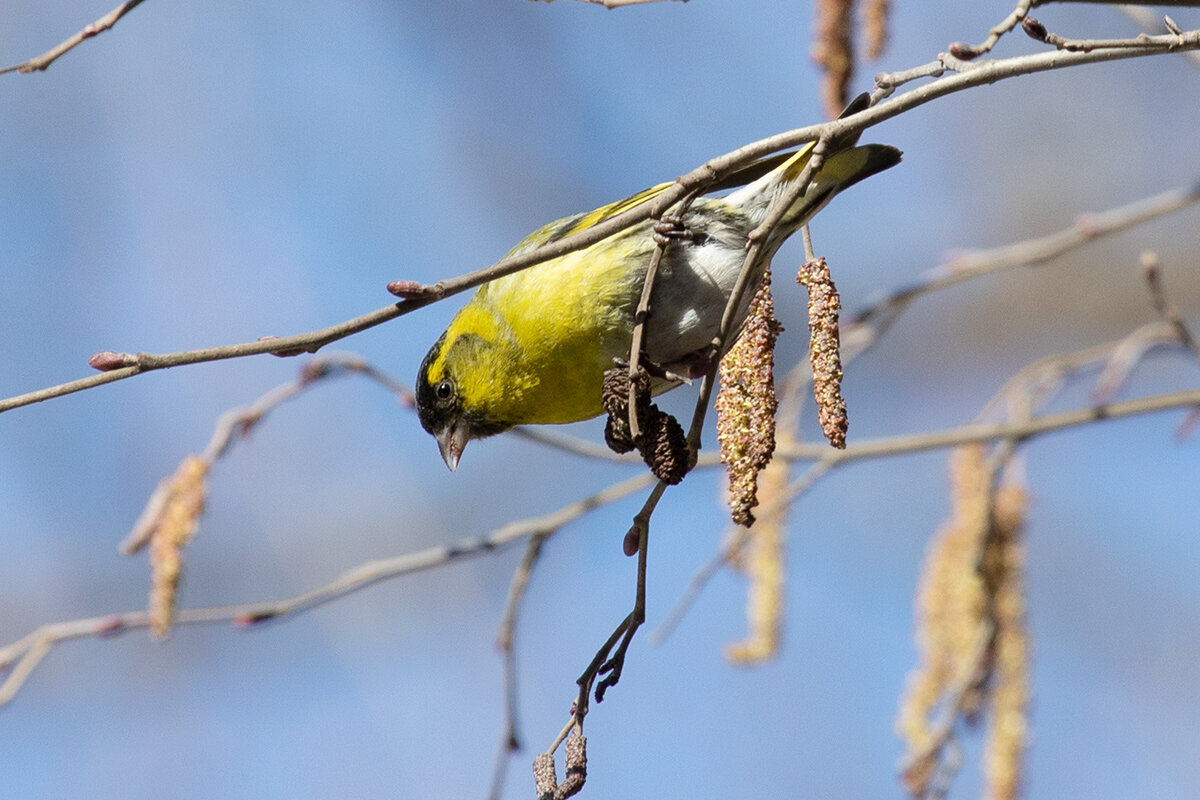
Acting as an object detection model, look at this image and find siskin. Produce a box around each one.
[417,98,900,470]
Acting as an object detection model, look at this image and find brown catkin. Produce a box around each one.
[716,270,783,526]
[600,366,690,483]
[899,449,1033,800]
[812,0,855,119]
[898,445,991,794]
[798,257,847,449]
[724,432,789,664]
[863,0,890,60]
[983,484,1030,800]
[600,366,650,454]
[642,407,689,485]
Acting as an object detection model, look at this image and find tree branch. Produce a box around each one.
[0,471,657,709]
[1,0,147,75]
[5,383,1197,709]
[3,23,1197,418]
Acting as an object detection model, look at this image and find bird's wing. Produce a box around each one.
[503,151,807,258]
[503,182,673,258]
[504,92,877,259]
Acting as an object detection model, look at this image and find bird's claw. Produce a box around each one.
[652,214,695,247]
[612,355,689,386]
[640,359,691,386]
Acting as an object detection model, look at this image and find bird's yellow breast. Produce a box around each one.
[441,232,647,426]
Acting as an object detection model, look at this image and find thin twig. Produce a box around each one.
[571,479,666,730]
[873,60,947,94]
[627,241,669,441]
[874,23,1200,101]
[771,385,1200,466]
[944,0,1034,60]
[844,179,1200,363]
[1141,251,1200,362]
[510,427,641,463]
[117,355,409,557]
[487,525,552,800]
[489,532,552,800]
[1119,4,1200,68]
[625,190,706,437]
[1,0,147,75]
[1022,13,1191,52]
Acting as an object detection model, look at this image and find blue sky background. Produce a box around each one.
[2,2,1199,798]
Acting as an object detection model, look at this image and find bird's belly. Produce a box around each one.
[642,240,758,370]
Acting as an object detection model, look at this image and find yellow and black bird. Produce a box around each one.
[417,100,900,470]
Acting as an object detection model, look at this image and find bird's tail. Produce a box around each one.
[725,141,902,239]
[723,92,901,242]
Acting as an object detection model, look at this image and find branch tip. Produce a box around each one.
[947,41,980,60]
[386,279,433,299]
[1138,249,1160,282]
[233,611,277,628]
[1021,17,1049,44]
[622,528,640,557]
[88,350,137,371]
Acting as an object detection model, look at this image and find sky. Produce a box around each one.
[1,1,1199,799]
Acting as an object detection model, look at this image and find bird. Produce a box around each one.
[416,102,900,470]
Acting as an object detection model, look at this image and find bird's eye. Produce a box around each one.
[435,380,454,401]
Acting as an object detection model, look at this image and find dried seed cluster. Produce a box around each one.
[716,270,783,526]
[898,446,1030,800]
[798,257,848,449]
[142,455,210,639]
[601,367,690,485]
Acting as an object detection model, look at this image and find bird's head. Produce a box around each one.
[415,325,514,471]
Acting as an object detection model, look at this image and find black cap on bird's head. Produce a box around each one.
[416,334,472,471]
[416,329,514,471]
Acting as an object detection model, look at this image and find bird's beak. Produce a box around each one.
[435,419,471,472]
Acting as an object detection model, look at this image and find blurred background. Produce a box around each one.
[1,1,1198,797]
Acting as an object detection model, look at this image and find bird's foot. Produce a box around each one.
[639,358,692,386]
[651,214,695,247]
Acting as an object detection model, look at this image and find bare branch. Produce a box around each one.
[1022,13,1197,52]
[0,24,1196,417]
[1,0,147,75]
[4,375,1197,708]
[1120,4,1200,67]
[0,472,657,709]
[1141,251,1200,363]
[489,532,551,800]
[945,0,1034,60]
[844,179,1200,362]
[772,385,1200,466]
